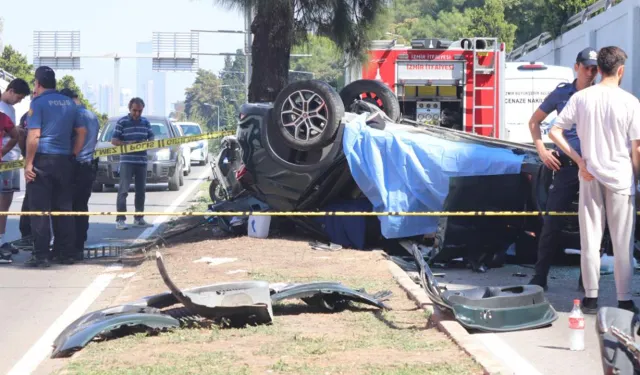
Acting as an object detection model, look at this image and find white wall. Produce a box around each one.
[514,0,640,98]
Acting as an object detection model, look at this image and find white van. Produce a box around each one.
[503,62,575,145]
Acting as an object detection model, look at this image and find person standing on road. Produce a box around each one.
[549,46,640,314]
[24,66,87,267]
[59,88,100,260]
[17,109,32,243]
[526,47,599,290]
[0,79,30,249]
[111,97,154,230]
[0,109,19,264]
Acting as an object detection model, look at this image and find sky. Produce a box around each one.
[1,0,245,115]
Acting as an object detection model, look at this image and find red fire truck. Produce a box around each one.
[345,37,506,139]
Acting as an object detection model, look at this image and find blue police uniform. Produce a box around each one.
[26,89,85,264]
[531,80,581,287]
[71,106,100,256]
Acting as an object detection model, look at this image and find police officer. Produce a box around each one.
[59,88,100,260]
[24,66,87,267]
[527,47,599,289]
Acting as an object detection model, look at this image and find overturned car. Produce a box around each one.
[208,77,615,271]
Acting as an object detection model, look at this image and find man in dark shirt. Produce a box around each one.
[60,88,100,260]
[527,47,599,289]
[111,97,154,230]
[18,110,31,242]
[24,66,87,267]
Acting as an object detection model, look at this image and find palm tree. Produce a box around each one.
[214,0,390,103]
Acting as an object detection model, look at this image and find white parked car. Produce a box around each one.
[175,121,209,166]
[172,120,192,176]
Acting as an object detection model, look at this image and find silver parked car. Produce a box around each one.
[92,116,185,192]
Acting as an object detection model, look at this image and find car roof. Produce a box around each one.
[174,121,201,127]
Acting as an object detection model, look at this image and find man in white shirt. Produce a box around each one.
[0,78,30,249]
[549,46,640,314]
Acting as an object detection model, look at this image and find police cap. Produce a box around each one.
[35,66,56,88]
[576,47,598,66]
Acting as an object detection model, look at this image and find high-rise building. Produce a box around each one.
[136,41,166,116]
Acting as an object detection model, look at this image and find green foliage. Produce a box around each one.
[57,75,109,127]
[0,45,34,83]
[183,69,224,132]
[541,0,595,38]
[464,0,517,51]
[291,35,345,89]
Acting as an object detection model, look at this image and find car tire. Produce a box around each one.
[91,182,103,192]
[339,79,401,122]
[168,169,180,191]
[272,79,345,152]
[179,170,184,186]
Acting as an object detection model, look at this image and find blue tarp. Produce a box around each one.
[342,114,526,239]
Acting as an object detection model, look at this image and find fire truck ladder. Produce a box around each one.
[470,38,499,136]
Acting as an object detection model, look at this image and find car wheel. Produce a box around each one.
[273,79,345,151]
[179,169,184,186]
[105,184,115,189]
[168,168,180,191]
[182,156,189,176]
[91,182,103,192]
[339,79,401,122]
[209,179,229,203]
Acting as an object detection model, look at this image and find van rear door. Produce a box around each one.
[503,62,574,144]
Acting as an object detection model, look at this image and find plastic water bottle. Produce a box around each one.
[569,299,585,351]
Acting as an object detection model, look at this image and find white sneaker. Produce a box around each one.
[116,220,128,230]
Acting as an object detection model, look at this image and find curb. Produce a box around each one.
[386,260,513,375]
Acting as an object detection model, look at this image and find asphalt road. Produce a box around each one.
[433,261,640,375]
[0,165,212,375]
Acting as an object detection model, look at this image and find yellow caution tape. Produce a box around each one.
[0,130,235,172]
[0,210,609,216]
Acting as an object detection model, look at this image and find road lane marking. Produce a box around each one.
[7,273,115,375]
[134,166,211,243]
[8,167,211,374]
[475,333,543,375]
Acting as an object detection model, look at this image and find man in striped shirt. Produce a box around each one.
[111,97,154,230]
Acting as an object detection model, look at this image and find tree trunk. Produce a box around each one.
[248,0,294,103]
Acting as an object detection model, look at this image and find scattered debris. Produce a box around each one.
[403,241,558,332]
[226,269,248,275]
[270,282,392,312]
[51,305,180,358]
[309,241,343,251]
[193,257,237,266]
[156,251,273,327]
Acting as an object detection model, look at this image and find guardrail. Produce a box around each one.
[507,0,624,61]
[0,67,16,83]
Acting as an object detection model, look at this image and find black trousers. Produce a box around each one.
[27,153,75,260]
[72,160,97,253]
[534,163,579,279]
[20,189,31,238]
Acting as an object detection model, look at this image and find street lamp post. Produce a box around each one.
[203,103,220,131]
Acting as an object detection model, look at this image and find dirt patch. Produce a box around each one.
[56,222,484,375]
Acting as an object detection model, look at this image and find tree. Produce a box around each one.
[183,69,223,131]
[57,75,109,127]
[463,0,517,51]
[291,35,345,89]
[213,0,391,103]
[0,45,34,83]
[541,0,595,38]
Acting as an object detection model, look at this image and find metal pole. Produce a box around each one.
[113,57,120,117]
